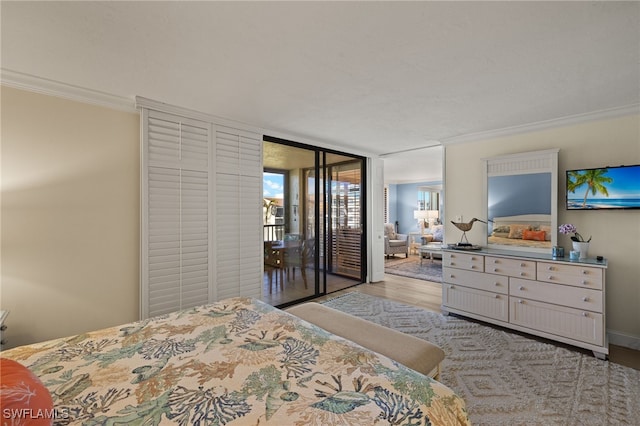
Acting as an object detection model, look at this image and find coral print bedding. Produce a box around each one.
[1,297,469,425]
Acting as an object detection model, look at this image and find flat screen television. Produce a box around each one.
[566,164,640,210]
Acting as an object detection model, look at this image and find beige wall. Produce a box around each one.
[444,114,640,348]
[1,87,140,348]
[2,85,638,350]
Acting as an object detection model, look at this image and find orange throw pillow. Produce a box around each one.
[0,358,54,425]
[522,229,546,241]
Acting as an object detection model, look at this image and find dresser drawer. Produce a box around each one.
[485,256,536,279]
[444,284,508,322]
[510,278,603,313]
[510,297,603,346]
[537,262,603,290]
[443,267,508,294]
[443,251,484,272]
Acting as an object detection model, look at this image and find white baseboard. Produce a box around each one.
[607,329,640,351]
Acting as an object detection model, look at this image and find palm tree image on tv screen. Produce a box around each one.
[566,165,640,210]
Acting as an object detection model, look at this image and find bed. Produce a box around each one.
[488,214,552,249]
[1,297,469,425]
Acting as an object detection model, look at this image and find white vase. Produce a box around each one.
[572,241,590,259]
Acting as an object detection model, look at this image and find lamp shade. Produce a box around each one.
[413,210,429,219]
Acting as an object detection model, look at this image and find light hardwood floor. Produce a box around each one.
[309,273,640,371]
[260,270,359,306]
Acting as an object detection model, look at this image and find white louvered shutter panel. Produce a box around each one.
[142,109,212,319]
[215,127,262,300]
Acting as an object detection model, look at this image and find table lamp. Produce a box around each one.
[413,210,429,233]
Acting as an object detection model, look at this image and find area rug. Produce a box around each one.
[385,255,442,282]
[323,292,640,426]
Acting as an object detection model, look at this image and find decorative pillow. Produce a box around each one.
[493,225,511,233]
[0,358,54,425]
[538,225,552,241]
[523,229,546,241]
[508,224,531,239]
[384,223,396,240]
[430,225,444,242]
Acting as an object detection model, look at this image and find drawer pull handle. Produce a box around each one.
[471,257,476,260]
[519,286,524,291]
[582,296,589,302]
[449,285,455,289]
[547,266,554,271]
[449,274,455,278]
[471,265,476,269]
[548,275,553,280]
[450,262,456,266]
[494,294,500,299]
[582,312,588,317]
[494,282,500,286]
[582,280,587,285]
[582,270,588,275]
[518,299,524,304]
[520,272,525,276]
[494,268,498,272]
[520,263,526,267]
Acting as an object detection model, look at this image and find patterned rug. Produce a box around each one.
[384,254,442,282]
[323,292,640,426]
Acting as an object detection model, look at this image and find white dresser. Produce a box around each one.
[441,248,608,359]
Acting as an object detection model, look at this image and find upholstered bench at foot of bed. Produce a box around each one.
[286,302,445,380]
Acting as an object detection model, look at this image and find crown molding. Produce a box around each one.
[1,69,137,113]
[5,68,637,152]
[135,96,264,135]
[442,104,640,145]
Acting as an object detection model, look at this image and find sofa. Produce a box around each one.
[384,223,409,258]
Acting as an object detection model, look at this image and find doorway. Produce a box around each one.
[262,137,366,307]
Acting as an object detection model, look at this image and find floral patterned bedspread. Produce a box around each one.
[2,297,469,425]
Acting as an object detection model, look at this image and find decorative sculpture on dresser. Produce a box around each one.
[451,218,487,246]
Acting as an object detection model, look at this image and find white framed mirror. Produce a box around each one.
[482,149,559,254]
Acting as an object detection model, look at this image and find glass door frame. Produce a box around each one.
[327,158,366,280]
[263,135,367,308]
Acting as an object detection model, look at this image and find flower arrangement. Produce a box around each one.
[558,223,591,242]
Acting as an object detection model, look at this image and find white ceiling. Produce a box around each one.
[2,1,639,183]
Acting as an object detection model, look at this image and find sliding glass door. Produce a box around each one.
[328,157,363,280]
[262,137,366,307]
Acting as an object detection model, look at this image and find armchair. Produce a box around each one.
[384,223,409,259]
